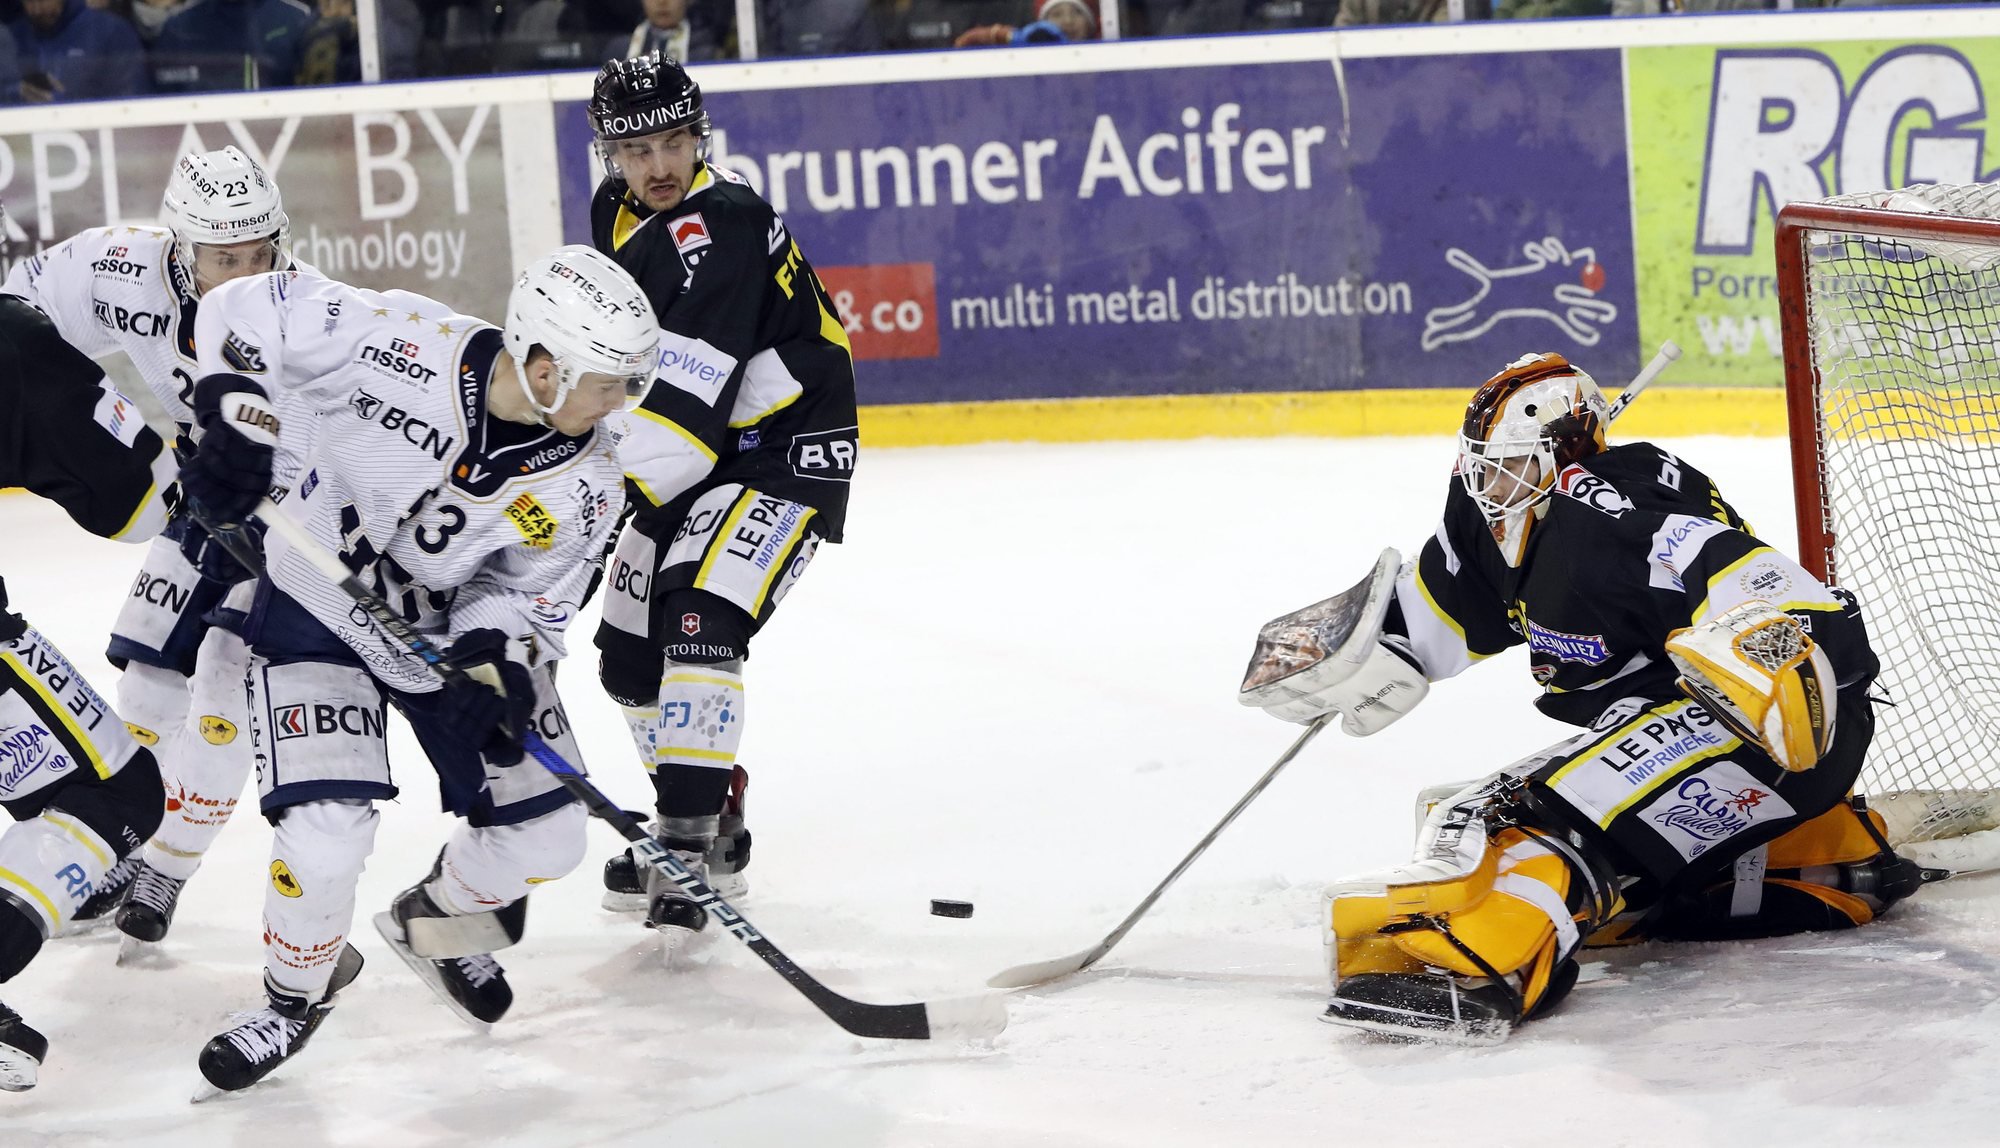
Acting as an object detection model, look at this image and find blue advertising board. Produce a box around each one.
[558,50,1638,407]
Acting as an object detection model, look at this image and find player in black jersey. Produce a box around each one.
[0,288,178,1090]
[1239,352,1926,1044]
[585,52,859,952]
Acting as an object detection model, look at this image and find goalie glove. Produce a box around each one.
[1665,600,1836,773]
[1238,548,1430,735]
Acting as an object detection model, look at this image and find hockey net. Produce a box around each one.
[1777,183,2000,870]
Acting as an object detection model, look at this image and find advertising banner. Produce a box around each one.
[0,104,516,323]
[1630,40,2000,386]
[557,50,1639,406]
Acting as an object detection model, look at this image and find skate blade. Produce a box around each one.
[600,890,648,914]
[189,1077,228,1104]
[652,923,708,968]
[116,934,163,966]
[1319,1005,1511,1047]
[371,912,494,1034]
[0,1050,39,1093]
[57,914,119,939]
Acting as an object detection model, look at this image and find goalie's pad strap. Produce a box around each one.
[407,897,528,959]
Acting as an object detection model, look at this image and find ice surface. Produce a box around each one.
[6,435,2000,1146]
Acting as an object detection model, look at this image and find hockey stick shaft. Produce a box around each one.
[988,715,1331,989]
[1605,340,1682,424]
[242,497,1004,1041]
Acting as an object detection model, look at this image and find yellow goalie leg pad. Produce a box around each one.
[1764,799,1888,870]
[1391,830,1577,986]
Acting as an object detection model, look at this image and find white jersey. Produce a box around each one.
[3,225,320,435]
[195,272,625,694]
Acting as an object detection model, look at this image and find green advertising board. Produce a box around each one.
[1631,40,2000,387]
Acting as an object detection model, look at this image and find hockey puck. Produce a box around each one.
[930,899,975,918]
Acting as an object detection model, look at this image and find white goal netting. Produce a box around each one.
[1789,183,2000,854]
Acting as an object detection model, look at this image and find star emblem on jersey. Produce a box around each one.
[682,612,702,635]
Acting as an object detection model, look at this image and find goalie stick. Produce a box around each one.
[989,342,1684,992]
[213,498,1007,1042]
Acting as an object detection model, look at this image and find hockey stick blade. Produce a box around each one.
[987,717,1332,990]
[252,499,1006,1042]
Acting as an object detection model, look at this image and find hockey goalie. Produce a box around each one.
[1240,352,1928,1045]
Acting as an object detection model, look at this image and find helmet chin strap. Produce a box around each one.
[514,353,579,426]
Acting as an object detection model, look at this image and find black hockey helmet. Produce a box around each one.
[589,51,710,147]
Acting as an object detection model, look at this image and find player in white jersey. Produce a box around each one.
[1,147,307,946]
[174,247,659,1093]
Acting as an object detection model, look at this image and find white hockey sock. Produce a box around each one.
[657,661,744,772]
[262,799,378,1002]
[620,702,660,775]
[144,627,255,881]
[115,661,187,755]
[428,803,588,916]
[0,813,116,936]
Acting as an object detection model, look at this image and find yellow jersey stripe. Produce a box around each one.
[41,811,112,869]
[750,509,817,615]
[693,491,755,590]
[0,649,112,780]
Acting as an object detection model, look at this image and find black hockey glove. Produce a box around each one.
[179,374,279,527]
[439,628,536,766]
[179,517,266,586]
[0,577,24,643]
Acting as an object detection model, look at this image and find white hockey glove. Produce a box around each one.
[1665,600,1836,773]
[1238,548,1430,735]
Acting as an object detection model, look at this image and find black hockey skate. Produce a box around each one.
[0,1001,49,1092]
[65,852,142,934]
[116,862,186,943]
[196,943,364,1094]
[603,766,751,912]
[372,882,514,1028]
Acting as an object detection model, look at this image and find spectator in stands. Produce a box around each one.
[952,0,1096,45]
[608,0,721,61]
[127,0,187,42]
[295,0,418,81]
[762,0,877,55]
[11,0,149,101]
[151,0,312,91]
[1493,0,1605,15]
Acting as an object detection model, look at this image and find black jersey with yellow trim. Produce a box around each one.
[0,295,172,547]
[590,164,857,543]
[1388,441,1877,730]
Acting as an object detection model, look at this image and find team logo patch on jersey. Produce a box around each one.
[1736,558,1794,601]
[1524,619,1611,665]
[682,612,702,635]
[670,213,712,254]
[270,859,304,898]
[273,704,310,741]
[1555,467,1634,517]
[351,391,383,421]
[92,386,144,447]
[504,492,559,549]
[199,716,237,745]
[1639,760,1797,861]
[789,427,858,481]
[221,332,267,374]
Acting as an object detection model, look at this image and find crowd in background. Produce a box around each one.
[0,0,1960,101]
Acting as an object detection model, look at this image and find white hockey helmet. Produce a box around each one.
[160,146,291,292]
[503,245,661,417]
[1456,352,1610,523]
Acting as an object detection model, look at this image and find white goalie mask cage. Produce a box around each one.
[503,245,662,417]
[159,146,291,293]
[1456,353,1610,523]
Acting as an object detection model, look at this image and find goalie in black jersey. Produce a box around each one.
[584,52,858,953]
[0,285,178,1089]
[1239,352,1927,1045]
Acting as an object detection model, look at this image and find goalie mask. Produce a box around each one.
[160,146,292,297]
[503,245,662,419]
[1457,353,1610,565]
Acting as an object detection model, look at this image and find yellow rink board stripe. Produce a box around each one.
[854,387,1792,447]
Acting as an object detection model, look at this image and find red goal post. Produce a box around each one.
[1774,185,2000,866]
